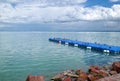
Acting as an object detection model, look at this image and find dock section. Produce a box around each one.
[49,38,120,54]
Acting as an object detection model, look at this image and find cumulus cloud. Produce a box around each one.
[110,0,120,2]
[0,0,120,24]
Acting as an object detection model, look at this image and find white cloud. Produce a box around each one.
[110,0,120,2]
[6,0,22,3]
[79,5,120,20]
[0,1,120,23]
[5,0,87,6]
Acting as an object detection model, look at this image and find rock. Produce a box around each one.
[71,78,77,81]
[96,73,120,81]
[112,61,120,73]
[51,61,120,81]
[109,71,117,75]
[67,74,79,78]
[88,66,100,73]
[26,75,44,81]
[51,73,64,81]
[75,69,88,81]
[88,74,99,81]
[63,77,71,81]
[97,70,108,77]
[88,70,108,81]
[51,78,62,81]
[77,73,88,81]
[75,69,85,75]
[63,70,73,76]
[102,65,111,71]
[63,70,79,78]
[51,70,78,81]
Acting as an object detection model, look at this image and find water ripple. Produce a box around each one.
[0,32,120,81]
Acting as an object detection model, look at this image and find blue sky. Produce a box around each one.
[0,0,120,31]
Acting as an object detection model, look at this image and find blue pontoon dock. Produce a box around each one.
[49,38,120,54]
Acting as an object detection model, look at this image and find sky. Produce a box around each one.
[0,0,120,31]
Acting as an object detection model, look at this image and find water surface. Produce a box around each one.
[0,32,120,81]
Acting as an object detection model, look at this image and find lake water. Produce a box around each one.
[0,32,120,81]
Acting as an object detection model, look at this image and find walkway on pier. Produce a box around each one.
[49,38,120,54]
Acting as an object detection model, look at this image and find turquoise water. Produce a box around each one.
[0,32,120,81]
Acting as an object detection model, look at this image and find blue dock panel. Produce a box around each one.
[49,38,120,54]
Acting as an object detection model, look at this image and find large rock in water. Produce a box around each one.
[26,75,44,81]
[112,61,120,73]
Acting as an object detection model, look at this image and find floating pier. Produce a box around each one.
[49,38,120,54]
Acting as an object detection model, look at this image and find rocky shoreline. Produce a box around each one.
[51,61,120,81]
[26,61,120,81]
